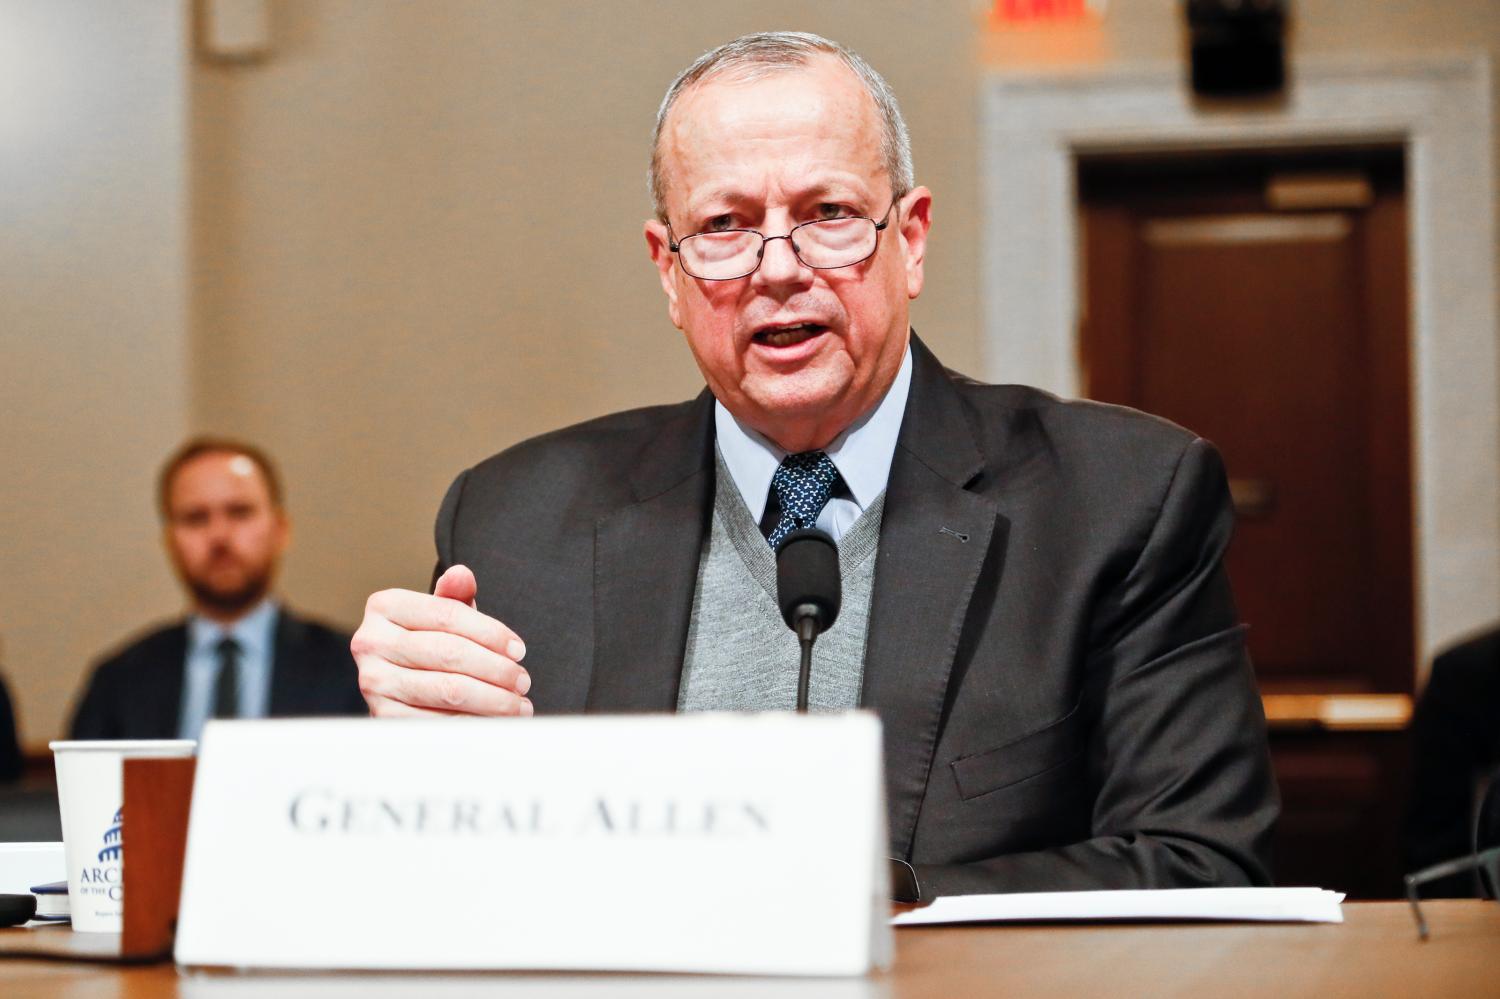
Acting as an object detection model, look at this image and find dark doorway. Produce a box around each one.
[1078,146,1415,897]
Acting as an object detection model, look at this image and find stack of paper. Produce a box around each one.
[0,843,64,896]
[891,888,1345,926]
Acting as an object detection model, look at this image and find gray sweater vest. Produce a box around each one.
[677,451,884,712]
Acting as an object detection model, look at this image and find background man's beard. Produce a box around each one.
[187,571,272,617]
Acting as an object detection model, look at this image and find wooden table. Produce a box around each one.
[3,901,1496,997]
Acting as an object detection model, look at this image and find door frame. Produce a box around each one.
[980,54,1498,682]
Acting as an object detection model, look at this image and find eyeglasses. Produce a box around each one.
[1403,771,1499,940]
[667,200,897,281]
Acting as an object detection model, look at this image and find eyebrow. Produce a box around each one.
[685,180,876,218]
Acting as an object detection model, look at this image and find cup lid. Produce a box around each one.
[48,739,197,754]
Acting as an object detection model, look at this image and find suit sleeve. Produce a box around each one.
[915,438,1279,896]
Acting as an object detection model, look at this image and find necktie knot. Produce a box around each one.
[767,451,840,549]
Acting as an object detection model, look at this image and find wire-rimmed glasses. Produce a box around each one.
[1403,771,1499,940]
[667,200,897,281]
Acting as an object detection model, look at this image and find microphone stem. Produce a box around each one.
[797,636,813,713]
[795,614,819,713]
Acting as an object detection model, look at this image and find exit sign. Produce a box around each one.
[992,0,1106,25]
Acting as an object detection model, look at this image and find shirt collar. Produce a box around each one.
[187,599,279,661]
[714,343,913,523]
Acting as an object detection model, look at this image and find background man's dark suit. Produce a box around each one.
[69,611,366,740]
[433,336,1278,897]
[0,674,21,782]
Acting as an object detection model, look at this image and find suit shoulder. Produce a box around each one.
[281,610,354,650]
[90,621,187,676]
[451,397,705,505]
[956,379,1205,469]
[479,399,698,471]
[1429,626,1500,691]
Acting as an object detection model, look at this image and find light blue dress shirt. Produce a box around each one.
[178,599,278,741]
[713,343,913,542]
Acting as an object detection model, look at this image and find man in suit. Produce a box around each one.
[350,32,1277,897]
[0,673,20,782]
[70,439,366,741]
[1404,626,1500,895]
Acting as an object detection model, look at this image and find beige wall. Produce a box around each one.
[5,1,1497,743]
[0,1,190,745]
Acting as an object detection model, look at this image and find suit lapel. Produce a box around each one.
[267,609,303,714]
[586,393,716,712]
[149,624,190,738]
[862,336,1001,858]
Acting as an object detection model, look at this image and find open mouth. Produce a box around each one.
[752,323,827,348]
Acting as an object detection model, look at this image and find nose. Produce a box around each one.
[204,511,235,544]
[751,231,813,290]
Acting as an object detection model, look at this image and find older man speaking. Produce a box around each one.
[351,32,1277,898]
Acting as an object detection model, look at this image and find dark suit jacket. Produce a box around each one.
[69,608,367,740]
[1403,626,1500,896]
[435,335,1278,896]
[0,672,21,782]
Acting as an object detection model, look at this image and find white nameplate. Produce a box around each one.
[175,713,891,976]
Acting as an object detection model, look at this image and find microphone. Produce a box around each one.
[774,528,841,712]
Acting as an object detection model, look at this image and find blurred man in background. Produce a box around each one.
[0,673,20,782]
[69,439,365,740]
[1405,625,1500,896]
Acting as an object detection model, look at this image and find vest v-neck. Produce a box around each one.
[712,447,885,606]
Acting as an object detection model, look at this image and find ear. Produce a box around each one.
[272,509,292,556]
[897,186,933,300]
[644,220,684,330]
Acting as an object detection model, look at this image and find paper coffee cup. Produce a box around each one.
[49,739,196,932]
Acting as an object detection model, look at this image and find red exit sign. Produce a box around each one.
[992,0,1105,25]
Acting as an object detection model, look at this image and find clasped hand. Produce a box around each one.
[352,564,533,717]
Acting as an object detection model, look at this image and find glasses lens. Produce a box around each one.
[679,231,761,280]
[796,218,877,268]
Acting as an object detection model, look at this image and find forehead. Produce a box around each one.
[169,452,271,506]
[659,55,886,212]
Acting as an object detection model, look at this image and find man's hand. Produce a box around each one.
[352,564,532,717]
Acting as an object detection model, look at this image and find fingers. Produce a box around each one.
[373,618,530,694]
[367,587,526,661]
[352,580,535,719]
[433,563,478,607]
[359,656,534,718]
[358,661,533,717]
[364,689,534,719]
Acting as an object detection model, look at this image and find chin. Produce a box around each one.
[746,375,849,420]
[190,577,271,617]
[747,381,846,423]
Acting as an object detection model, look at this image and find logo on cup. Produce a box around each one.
[98,808,123,862]
[78,805,124,902]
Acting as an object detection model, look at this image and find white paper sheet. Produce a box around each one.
[0,842,64,894]
[890,887,1345,926]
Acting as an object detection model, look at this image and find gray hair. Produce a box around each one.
[648,31,914,222]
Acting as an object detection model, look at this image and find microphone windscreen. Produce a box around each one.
[774,528,841,633]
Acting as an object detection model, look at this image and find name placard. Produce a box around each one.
[175,713,891,976]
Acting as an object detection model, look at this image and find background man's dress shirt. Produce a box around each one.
[178,599,278,740]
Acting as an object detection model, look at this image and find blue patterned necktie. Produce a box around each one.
[766,451,841,549]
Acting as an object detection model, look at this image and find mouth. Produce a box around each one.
[752,322,828,349]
